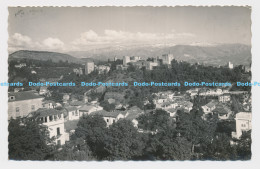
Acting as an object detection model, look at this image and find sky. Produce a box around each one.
[8,6,251,53]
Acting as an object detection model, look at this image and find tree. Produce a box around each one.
[73,115,109,160]
[145,125,192,160]
[8,117,54,160]
[175,109,217,155]
[137,109,174,131]
[100,100,116,112]
[236,130,251,160]
[202,133,237,160]
[53,138,94,161]
[104,119,146,160]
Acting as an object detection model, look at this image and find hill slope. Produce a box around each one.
[9,50,82,63]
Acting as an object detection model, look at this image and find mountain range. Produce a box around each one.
[9,43,251,66]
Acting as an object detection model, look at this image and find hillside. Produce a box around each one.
[68,43,251,66]
[9,50,82,63]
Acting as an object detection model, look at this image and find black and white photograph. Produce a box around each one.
[5,6,253,162]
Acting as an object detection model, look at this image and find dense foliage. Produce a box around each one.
[8,118,54,160]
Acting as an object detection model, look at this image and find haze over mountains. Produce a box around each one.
[9,43,251,66]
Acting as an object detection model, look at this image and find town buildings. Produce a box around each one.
[96,65,110,74]
[123,56,141,65]
[73,67,83,76]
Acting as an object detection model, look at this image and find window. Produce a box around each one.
[75,111,78,116]
[113,119,115,123]
[45,117,48,123]
[57,140,61,146]
[10,96,15,100]
[107,119,109,122]
[15,107,20,117]
[57,127,60,135]
[31,105,35,111]
[49,115,53,122]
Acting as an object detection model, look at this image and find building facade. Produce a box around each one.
[8,91,44,120]
[232,112,252,139]
[85,62,95,75]
[160,54,174,65]
[31,108,69,145]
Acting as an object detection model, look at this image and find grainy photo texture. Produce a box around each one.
[7,6,251,161]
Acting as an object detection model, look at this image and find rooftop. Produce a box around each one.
[236,112,252,119]
[64,106,77,112]
[8,91,44,102]
[29,108,65,118]
[79,104,96,111]
[91,110,121,118]
[69,100,85,106]
[204,100,218,108]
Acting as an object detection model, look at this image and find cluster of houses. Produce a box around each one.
[73,62,111,76]
[152,88,252,141]
[8,90,144,146]
[152,91,193,119]
[116,54,174,71]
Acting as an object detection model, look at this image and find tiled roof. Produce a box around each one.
[8,91,44,102]
[125,113,141,121]
[236,112,252,119]
[204,100,218,108]
[69,101,85,106]
[79,105,95,111]
[166,108,178,113]
[43,100,56,104]
[91,110,121,118]
[64,106,77,112]
[30,108,65,117]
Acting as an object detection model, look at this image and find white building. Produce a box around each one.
[39,86,48,95]
[218,93,231,103]
[123,56,141,65]
[145,61,159,70]
[96,65,110,74]
[78,104,103,116]
[73,67,83,76]
[232,112,252,139]
[201,100,218,115]
[85,62,95,75]
[29,108,70,146]
[227,61,234,69]
[64,106,79,121]
[90,110,125,127]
